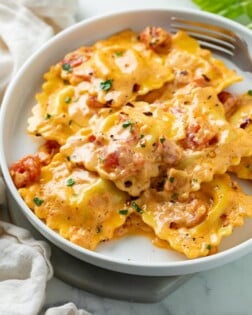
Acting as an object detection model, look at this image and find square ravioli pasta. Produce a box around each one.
[9,26,252,258]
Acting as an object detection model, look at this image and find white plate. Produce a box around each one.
[1,8,252,276]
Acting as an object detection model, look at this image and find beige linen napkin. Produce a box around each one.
[0,0,91,314]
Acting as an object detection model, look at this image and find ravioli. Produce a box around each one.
[27,29,174,144]
[10,26,252,259]
[60,101,182,196]
[139,174,252,258]
[19,153,130,249]
[228,93,252,179]
[166,31,241,92]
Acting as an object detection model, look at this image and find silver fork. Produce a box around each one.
[170,17,252,72]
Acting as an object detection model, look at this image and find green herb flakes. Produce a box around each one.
[206,244,212,250]
[114,51,124,57]
[66,178,75,186]
[65,97,72,103]
[169,177,175,183]
[122,120,133,128]
[100,79,113,91]
[248,90,252,96]
[119,209,128,215]
[33,197,44,206]
[62,63,72,72]
[131,201,143,214]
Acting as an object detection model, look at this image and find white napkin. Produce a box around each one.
[0,220,53,315]
[44,303,90,315]
[0,0,91,314]
[0,0,77,103]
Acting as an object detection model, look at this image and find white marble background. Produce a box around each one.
[40,0,252,314]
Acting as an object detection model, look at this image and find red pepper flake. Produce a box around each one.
[202,74,210,82]
[125,102,135,107]
[124,180,132,187]
[240,118,252,129]
[143,111,153,116]
[133,83,140,92]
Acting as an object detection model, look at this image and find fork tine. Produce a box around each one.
[194,40,234,56]
[170,16,252,72]
[171,17,236,39]
[170,24,236,45]
[170,17,239,57]
[170,26,235,54]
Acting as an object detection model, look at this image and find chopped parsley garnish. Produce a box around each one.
[131,201,143,214]
[62,63,72,72]
[248,90,252,96]
[65,97,72,103]
[100,79,113,91]
[206,244,212,250]
[66,156,71,161]
[169,177,175,183]
[122,120,133,128]
[119,209,128,215]
[160,137,165,143]
[114,51,124,57]
[66,178,75,186]
[33,197,44,206]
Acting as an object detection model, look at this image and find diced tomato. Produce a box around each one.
[181,122,217,150]
[62,56,83,68]
[88,134,96,142]
[38,140,60,165]
[86,96,104,108]
[10,155,41,188]
[103,151,120,170]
